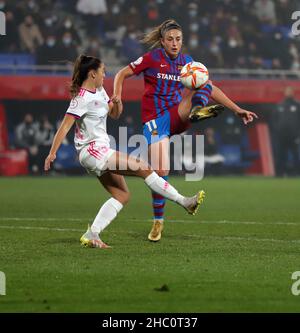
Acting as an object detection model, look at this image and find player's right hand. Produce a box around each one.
[44,153,56,171]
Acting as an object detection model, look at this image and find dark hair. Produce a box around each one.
[70,55,102,98]
[141,19,182,49]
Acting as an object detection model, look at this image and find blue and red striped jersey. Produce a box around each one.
[129,48,193,123]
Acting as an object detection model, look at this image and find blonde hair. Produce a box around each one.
[141,19,182,49]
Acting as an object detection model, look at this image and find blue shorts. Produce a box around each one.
[143,112,171,145]
[142,82,212,145]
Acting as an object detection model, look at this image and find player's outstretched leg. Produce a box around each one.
[144,172,205,221]
[88,152,205,246]
[148,189,205,242]
[178,83,224,123]
[189,83,224,122]
[189,104,224,123]
[184,190,205,215]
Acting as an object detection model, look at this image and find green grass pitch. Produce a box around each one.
[0,176,300,312]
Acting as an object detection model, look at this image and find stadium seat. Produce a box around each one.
[15,54,36,74]
[219,144,251,169]
[0,53,36,74]
[0,54,14,74]
[241,134,260,161]
[14,54,35,65]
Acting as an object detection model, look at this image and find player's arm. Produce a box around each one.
[211,84,258,125]
[44,115,75,171]
[108,96,123,120]
[113,66,135,101]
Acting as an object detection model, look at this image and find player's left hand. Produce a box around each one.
[236,109,258,125]
[111,95,122,105]
[44,153,56,171]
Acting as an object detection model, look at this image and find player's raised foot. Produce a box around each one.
[148,219,164,242]
[80,225,111,249]
[189,104,224,123]
[184,190,205,216]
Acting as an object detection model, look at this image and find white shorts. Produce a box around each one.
[78,141,115,177]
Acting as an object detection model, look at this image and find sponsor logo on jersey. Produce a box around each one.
[157,73,181,81]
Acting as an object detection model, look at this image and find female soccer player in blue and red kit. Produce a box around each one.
[114,19,258,242]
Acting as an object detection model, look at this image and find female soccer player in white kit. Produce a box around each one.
[44,55,204,248]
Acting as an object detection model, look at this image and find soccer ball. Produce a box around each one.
[180,61,209,90]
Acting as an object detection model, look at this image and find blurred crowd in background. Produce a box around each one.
[0,0,299,177]
[0,0,300,70]
[10,86,300,177]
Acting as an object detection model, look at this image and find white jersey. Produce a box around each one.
[66,87,111,152]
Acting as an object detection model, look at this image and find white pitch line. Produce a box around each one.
[0,225,83,232]
[0,217,88,222]
[184,234,300,244]
[0,224,299,245]
[0,217,299,226]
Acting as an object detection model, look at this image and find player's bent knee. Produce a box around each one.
[155,169,169,177]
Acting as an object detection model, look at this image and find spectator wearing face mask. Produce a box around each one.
[40,13,59,38]
[56,32,78,62]
[18,15,44,54]
[58,17,81,45]
[85,37,102,59]
[223,21,245,68]
[36,35,60,65]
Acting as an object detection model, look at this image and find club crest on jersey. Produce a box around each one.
[177,65,183,71]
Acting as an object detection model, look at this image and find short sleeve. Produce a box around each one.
[129,53,152,75]
[66,96,88,119]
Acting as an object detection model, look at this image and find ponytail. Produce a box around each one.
[70,55,102,98]
[141,19,182,49]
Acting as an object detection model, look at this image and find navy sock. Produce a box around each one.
[191,82,213,109]
[151,175,168,220]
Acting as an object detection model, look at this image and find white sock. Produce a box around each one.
[145,172,186,206]
[91,197,123,234]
